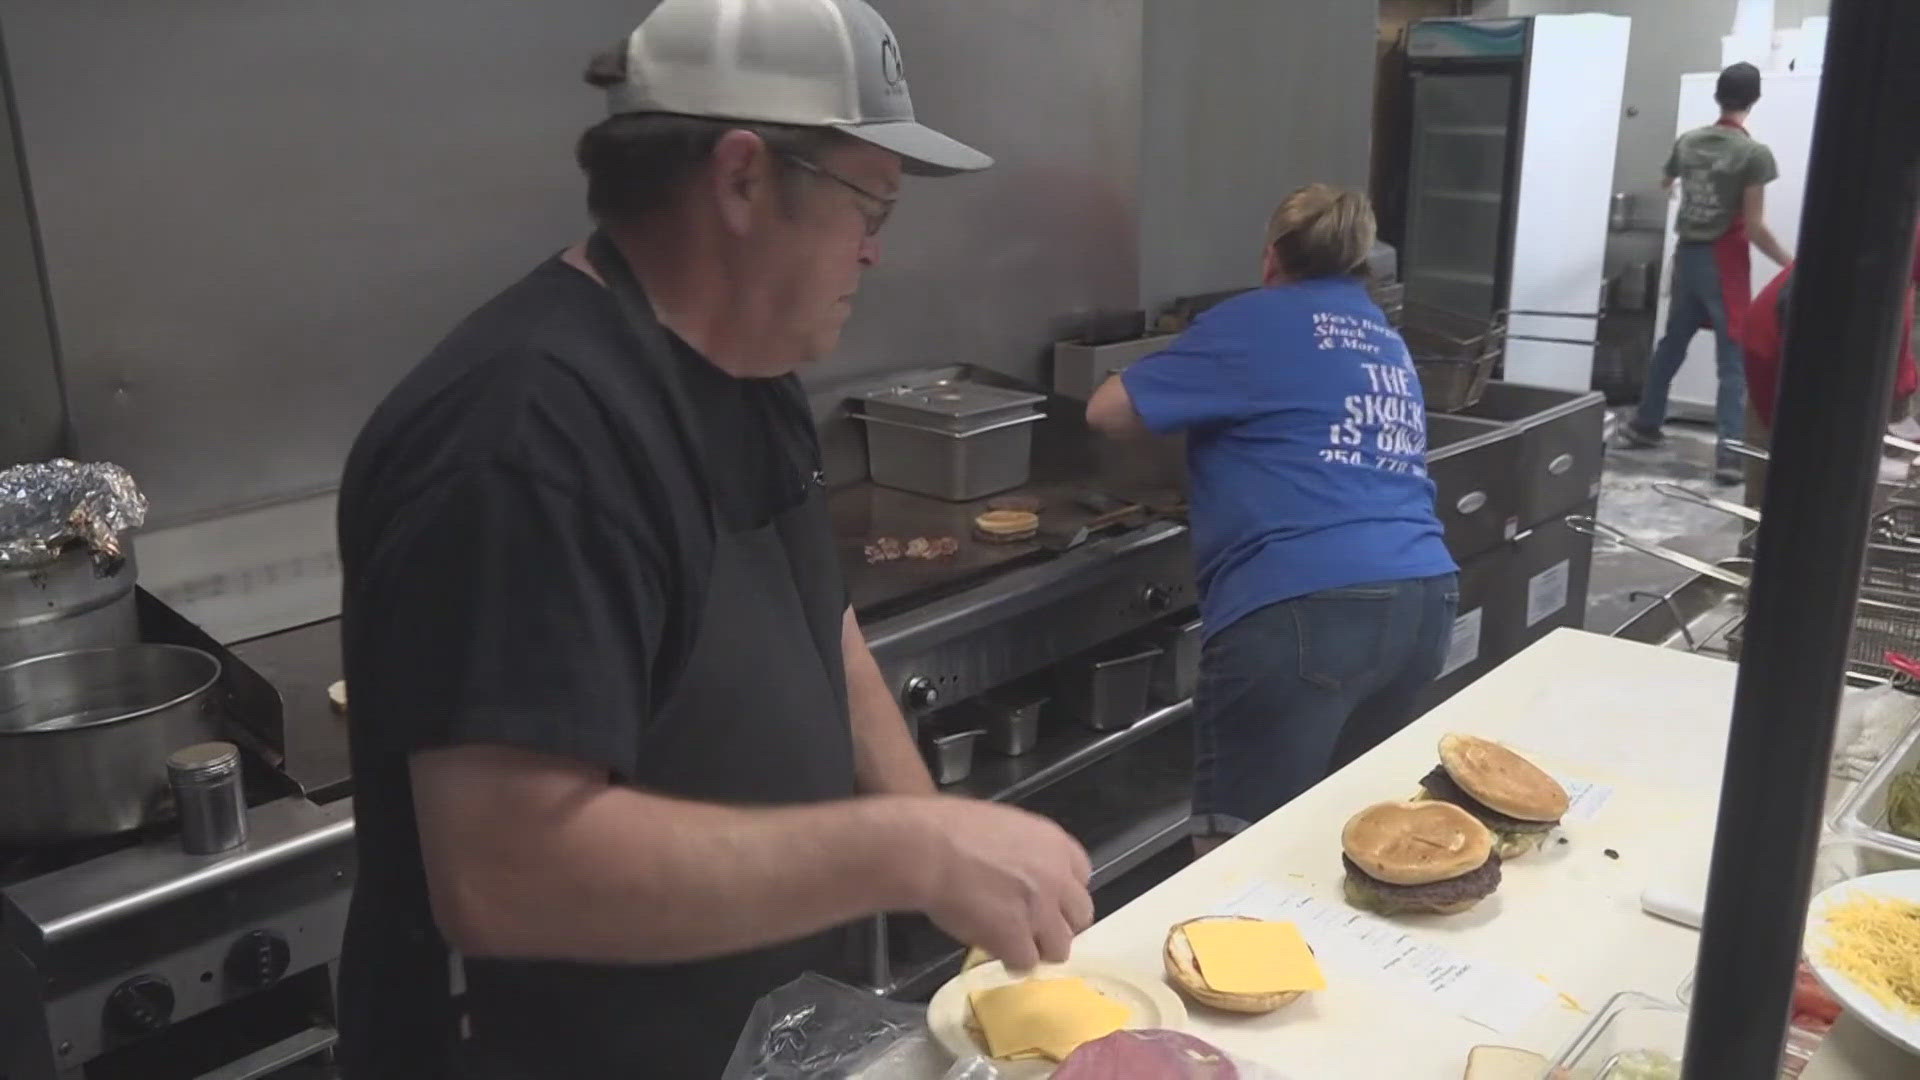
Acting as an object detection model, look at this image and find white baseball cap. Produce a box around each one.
[605,0,992,176]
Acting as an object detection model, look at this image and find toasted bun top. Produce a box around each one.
[975,510,1039,535]
[1438,734,1570,822]
[1341,801,1495,885]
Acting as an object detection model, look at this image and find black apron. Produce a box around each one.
[343,233,857,1079]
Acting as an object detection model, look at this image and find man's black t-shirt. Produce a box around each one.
[334,254,829,1075]
[339,253,821,759]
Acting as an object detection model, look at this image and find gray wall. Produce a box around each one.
[0,0,1149,526]
[2,0,629,524]
[0,20,63,468]
[816,0,1145,387]
[1137,0,1378,311]
[1,0,1369,532]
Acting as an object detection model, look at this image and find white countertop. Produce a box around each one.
[1058,628,1907,1078]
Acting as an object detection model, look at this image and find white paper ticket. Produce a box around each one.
[1553,775,1615,823]
[1216,883,1556,1034]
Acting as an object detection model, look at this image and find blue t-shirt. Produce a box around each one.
[1122,277,1455,638]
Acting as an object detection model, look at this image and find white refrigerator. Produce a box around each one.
[1658,70,1819,422]
[1402,14,1632,393]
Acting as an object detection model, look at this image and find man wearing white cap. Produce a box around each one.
[334,2,1092,1075]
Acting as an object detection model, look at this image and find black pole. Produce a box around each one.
[1683,1,1920,1076]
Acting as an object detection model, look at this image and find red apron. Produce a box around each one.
[1741,228,1920,429]
[1709,118,1756,334]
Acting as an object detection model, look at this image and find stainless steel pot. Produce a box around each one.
[0,644,224,843]
[0,542,140,667]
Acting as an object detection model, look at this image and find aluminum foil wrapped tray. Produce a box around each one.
[0,459,147,569]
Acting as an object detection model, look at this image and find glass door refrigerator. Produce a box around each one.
[1403,15,1631,392]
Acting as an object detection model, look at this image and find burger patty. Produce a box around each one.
[1342,851,1503,908]
[1419,765,1556,834]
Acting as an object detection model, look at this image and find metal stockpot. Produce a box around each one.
[0,542,140,667]
[0,644,224,843]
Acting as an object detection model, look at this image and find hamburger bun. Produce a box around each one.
[1437,734,1569,822]
[974,509,1038,543]
[1341,801,1494,886]
[1408,784,1556,861]
[1162,916,1306,1014]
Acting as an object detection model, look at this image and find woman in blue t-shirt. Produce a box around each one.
[1088,184,1457,852]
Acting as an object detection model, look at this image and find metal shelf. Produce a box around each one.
[948,698,1194,803]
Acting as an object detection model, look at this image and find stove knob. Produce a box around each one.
[103,974,174,1040]
[902,676,940,712]
[225,930,292,990]
[1141,584,1173,614]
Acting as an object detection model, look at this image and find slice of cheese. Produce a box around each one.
[967,977,1131,1062]
[1184,919,1327,994]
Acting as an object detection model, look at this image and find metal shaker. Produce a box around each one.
[167,741,247,854]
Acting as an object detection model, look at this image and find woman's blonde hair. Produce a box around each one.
[1264,184,1377,281]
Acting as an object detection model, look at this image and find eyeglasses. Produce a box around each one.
[779,153,895,237]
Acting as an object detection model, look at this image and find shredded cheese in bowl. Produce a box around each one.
[1821,892,1920,1015]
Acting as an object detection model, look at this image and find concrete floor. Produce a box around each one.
[1584,415,1748,633]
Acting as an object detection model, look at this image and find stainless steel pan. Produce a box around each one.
[0,643,225,842]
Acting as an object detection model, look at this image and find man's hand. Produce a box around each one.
[903,798,1095,971]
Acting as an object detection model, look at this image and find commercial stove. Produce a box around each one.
[840,479,1194,720]
[0,372,1205,1066]
[819,377,1204,995]
[0,593,352,1080]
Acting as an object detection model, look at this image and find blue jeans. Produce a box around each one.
[1635,241,1746,462]
[1191,573,1459,836]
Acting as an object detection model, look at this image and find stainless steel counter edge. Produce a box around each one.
[956,697,1194,804]
[13,797,354,946]
[862,519,1190,656]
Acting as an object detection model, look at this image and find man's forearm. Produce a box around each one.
[1751,223,1792,268]
[418,750,933,965]
[844,607,936,794]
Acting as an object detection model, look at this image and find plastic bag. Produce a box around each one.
[1830,683,1919,784]
[721,974,928,1079]
[933,1032,1294,1080]
[1052,1030,1293,1079]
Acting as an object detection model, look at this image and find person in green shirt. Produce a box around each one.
[1619,62,1792,486]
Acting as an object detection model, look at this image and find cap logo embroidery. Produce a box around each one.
[880,35,906,90]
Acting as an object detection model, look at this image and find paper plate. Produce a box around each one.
[1804,868,1920,1057]
[926,959,1189,1077]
